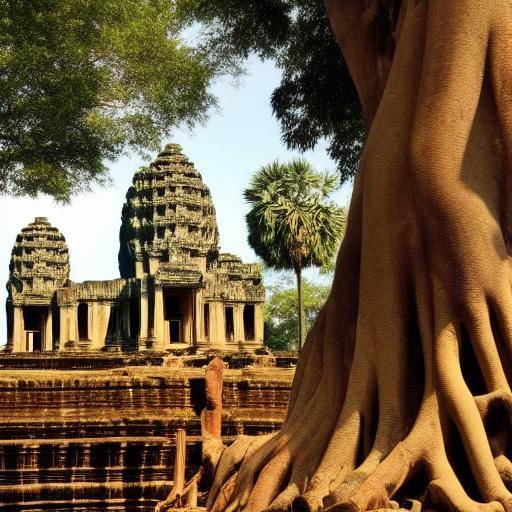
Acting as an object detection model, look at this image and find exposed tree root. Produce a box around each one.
[206,0,512,510]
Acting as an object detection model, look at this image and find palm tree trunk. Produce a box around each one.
[295,266,305,350]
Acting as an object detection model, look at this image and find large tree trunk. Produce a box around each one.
[207,1,512,510]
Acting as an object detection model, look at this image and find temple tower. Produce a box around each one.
[118,143,264,351]
[119,143,219,278]
[6,217,70,351]
[118,143,221,349]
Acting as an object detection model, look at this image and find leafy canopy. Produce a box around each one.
[264,274,331,351]
[176,0,364,182]
[244,159,345,272]
[0,0,216,201]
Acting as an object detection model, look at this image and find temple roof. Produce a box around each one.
[8,217,70,303]
[119,144,219,277]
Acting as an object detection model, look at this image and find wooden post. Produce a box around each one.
[173,429,186,495]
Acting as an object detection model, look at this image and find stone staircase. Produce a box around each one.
[0,364,294,511]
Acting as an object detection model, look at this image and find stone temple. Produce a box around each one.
[6,144,265,353]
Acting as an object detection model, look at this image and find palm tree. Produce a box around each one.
[244,159,345,349]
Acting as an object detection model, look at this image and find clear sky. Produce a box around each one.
[0,57,353,342]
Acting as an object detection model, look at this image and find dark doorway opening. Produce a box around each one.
[52,306,59,348]
[23,307,46,351]
[32,331,42,351]
[225,307,234,341]
[204,304,210,340]
[165,296,181,318]
[164,289,190,344]
[170,319,181,343]
[78,303,88,341]
[243,304,255,340]
[129,299,139,339]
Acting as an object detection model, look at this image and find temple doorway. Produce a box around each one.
[169,319,182,343]
[163,289,192,344]
[23,307,47,351]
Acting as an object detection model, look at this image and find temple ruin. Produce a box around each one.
[6,144,265,353]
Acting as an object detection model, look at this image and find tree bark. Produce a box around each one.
[207,1,512,511]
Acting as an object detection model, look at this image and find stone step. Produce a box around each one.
[0,480,171,510]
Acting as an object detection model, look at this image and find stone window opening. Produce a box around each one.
[225,306,234,342]
[243,305,255,341]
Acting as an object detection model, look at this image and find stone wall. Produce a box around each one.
[0,364,294,511]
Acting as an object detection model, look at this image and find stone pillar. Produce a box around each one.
[26,332,34,352]
[69,305,78,346]
[139,292,149,346]
[89,302,110,350]
[153,286,164,350]
[135,260,144,279]
[254,304,264,344]
[194,290,202,346]
[209,302,225,348]
[234,305,244,345]
[59,307,67,350]
[87,303,94,342]
[44,309,53,350]
[59,305,78,349]
[12,306,25,353]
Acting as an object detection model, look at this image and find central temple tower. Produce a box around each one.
[118,143,219,278]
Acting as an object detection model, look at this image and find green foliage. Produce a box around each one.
[245,158,345,347]
[264,275,330,351]
[0,0,216,201]
[176,0,364,182]
[244,159,345,271]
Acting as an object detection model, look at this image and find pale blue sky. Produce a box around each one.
[0,57,353,342]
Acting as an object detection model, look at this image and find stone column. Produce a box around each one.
[12,306,25,353]
[59,307,68,350]
[153,286,164,350]
[90,302,110,350]
[254,304,264,344]
[69,305,78,346]
[194,290,202,346]
[59,305,78,349]
[26,332,34,352]
[87,303,94,342]
[210,302,225,348]
[139,292,149,346]
[135,260,144,279]
[234,305,244,345]
[44,309,53,350]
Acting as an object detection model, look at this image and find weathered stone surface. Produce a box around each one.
[0,365,294,511]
